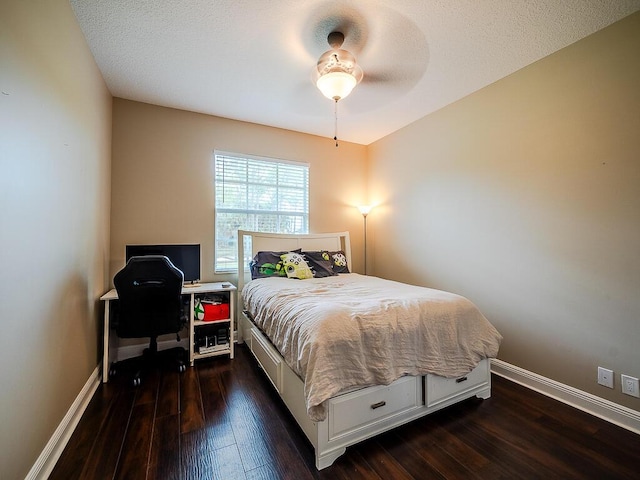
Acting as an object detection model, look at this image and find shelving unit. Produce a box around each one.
[185,282,237,365]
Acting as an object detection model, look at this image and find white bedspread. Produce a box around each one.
[242,274,502,421]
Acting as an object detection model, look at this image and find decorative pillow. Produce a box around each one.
[303,251,337,278]
[329,250,350,274]
[280,252,314,279]
[250,249,301,280]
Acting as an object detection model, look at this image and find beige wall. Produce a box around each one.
[0,1,112,478]
[110,99,368,283]
[368,12,640,410]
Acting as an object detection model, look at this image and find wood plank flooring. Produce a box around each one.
[50,345,640,479]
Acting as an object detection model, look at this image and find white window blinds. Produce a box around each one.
[214,152,309,272]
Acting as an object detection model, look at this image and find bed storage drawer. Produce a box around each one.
[426,359,489,407]
[250,327,282,393]
[327,376,422,440]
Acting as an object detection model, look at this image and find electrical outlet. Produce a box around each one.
[597,367,614,388]
[621,374,640,398]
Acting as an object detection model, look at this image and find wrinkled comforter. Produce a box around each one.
[242,274,502,421]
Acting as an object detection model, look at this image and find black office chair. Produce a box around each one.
[112,255,187,386]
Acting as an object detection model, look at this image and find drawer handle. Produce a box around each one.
[370,401,386,410]
[456,376,468,383]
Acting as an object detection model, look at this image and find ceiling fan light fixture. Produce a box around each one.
[314,32,363,101]
[316,71,358,100]
[313,32,364,146]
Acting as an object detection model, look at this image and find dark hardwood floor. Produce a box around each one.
[50,345,640,479]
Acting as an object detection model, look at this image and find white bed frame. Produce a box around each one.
[236,230,492,469]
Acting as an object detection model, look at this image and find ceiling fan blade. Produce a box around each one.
[360,66,424,88]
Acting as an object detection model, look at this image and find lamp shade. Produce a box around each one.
[316,71,358,100]
[357,205,372,216]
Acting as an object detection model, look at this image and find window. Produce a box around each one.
[214,151,309,272]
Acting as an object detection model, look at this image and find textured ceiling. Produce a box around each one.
[70,0,640,145]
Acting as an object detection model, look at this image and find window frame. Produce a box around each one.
[214,150,309,273]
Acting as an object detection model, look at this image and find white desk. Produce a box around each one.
[100,282,236,382]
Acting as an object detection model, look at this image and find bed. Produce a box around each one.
[236,230,502,469]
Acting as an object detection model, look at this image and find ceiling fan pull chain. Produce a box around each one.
[334,99,339,147]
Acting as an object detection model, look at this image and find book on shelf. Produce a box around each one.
[199,343,229,354]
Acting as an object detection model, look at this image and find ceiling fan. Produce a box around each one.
[299,7,428,145]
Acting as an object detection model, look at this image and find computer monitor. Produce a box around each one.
[125,244,201,284]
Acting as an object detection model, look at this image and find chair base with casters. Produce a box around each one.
[112,255,188,387]
[109,335,187,387]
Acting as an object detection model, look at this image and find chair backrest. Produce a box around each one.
[113,255,184,339]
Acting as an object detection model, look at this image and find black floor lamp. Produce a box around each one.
[357,205,372,274]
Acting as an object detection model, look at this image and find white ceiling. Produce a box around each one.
[70,0,640,145]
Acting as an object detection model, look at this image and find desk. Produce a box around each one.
[100,282,236,383]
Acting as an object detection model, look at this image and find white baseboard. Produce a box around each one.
[491,359,640,435]
[117,338,189,361]
[26,365,101,480]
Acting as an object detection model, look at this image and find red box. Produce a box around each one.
[203,302,229,321]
